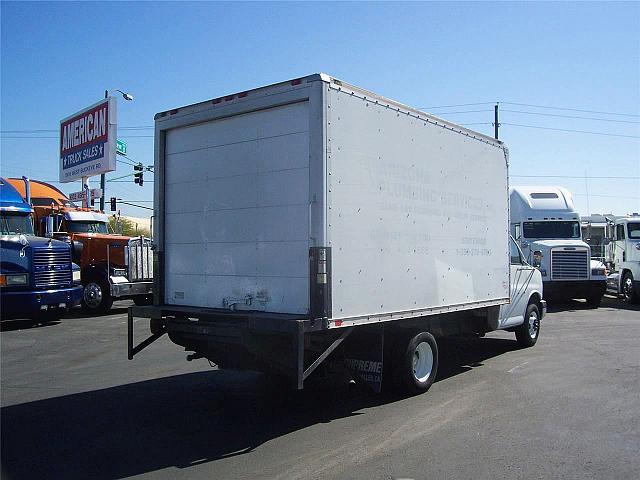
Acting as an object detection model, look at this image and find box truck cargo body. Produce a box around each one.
[129,74,543,394]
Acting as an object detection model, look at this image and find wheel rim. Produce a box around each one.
[412,341,434,383]
[623,277,633,300]
[528,310,539,339]
[83,282,103,309]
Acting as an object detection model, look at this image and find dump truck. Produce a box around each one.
[7,178,153,312]
[1,177,83,321]
[128,74,545,394]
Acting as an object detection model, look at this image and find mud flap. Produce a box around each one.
[343,326,384,393]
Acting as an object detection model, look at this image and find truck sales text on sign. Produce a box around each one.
[59,97,117,183]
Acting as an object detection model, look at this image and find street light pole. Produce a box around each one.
[100,90,108,211]
[100,89,133,211]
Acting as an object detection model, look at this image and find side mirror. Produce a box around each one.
[602,238,611,246]
[45,216,54,238]
[532,250,543,267]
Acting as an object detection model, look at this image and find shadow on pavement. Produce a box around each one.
[0,337,519,479]
[0,318,61,332]
[63,305,130,319]
[547,295,640,313]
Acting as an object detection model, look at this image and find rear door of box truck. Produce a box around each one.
[158,83,322,314]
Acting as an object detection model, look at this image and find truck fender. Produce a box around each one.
[71,240,83,265]
[529,292,542,311]
[81,263,108,283]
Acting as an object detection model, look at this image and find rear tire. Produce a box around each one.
[622,272,640,304]
[515,303,540,348]
[395,332,438,395]
[82,278,113,313]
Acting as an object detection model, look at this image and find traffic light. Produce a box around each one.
[110,197,117,211]
[134,163,144,186]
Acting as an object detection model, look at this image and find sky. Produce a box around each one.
[1,1,639,218]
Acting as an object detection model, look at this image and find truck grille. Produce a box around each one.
[127,237,153,281]
[33,248,72,288]
[551,249,589,280]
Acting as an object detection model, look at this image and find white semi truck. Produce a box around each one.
[128,74,545,395]
[510,186,607,306]
[604,215,640,303]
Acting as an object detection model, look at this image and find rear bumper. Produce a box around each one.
[128,305,318,385]
[543,280,607,300]
[110,280,153,298]
[1,285,83,319]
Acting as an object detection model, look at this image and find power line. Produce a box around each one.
[117,201,154,211]
[427,109,494,115]
[510,175,640,179]
[420,102,496,109]
[502,109,640,124]
[422,101,639,118]
[573,193,640,199]
[116,157,138,167]
[501,101,640,118]
[0,135,153,139]
[108,180,154,183]
[502,122,640,139]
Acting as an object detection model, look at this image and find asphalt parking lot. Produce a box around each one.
[1,296,639,480]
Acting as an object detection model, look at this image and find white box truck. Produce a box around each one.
[510,186,607,306]
[128,74,545,395]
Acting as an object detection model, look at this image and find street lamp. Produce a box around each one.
[100,89,134,211]
[105,89,134,101]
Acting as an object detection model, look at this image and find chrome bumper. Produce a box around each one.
[110,277,153,298]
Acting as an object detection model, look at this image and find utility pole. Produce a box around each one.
[99,89,108,211]
[494,102,500,140]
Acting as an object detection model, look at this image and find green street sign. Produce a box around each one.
[116,139,127,156]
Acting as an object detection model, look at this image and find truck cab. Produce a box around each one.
[0,178,83,321]
[6,178,153,312]
[606,215,640,303]
[510,186,606,306]
[498,236,546,347]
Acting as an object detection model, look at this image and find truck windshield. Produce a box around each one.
[66,221,109,234]
[628,223,640,239]
[0,212,34,235]
[523,221,580,239]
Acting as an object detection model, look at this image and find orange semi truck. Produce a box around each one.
[7,178,153,312]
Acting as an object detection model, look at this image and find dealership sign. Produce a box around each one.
[59,97,117,183]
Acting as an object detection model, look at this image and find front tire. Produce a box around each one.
[395,332,439,395]
[82,278,113,313]
[622,272,640,304]
[515,303,540,348]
